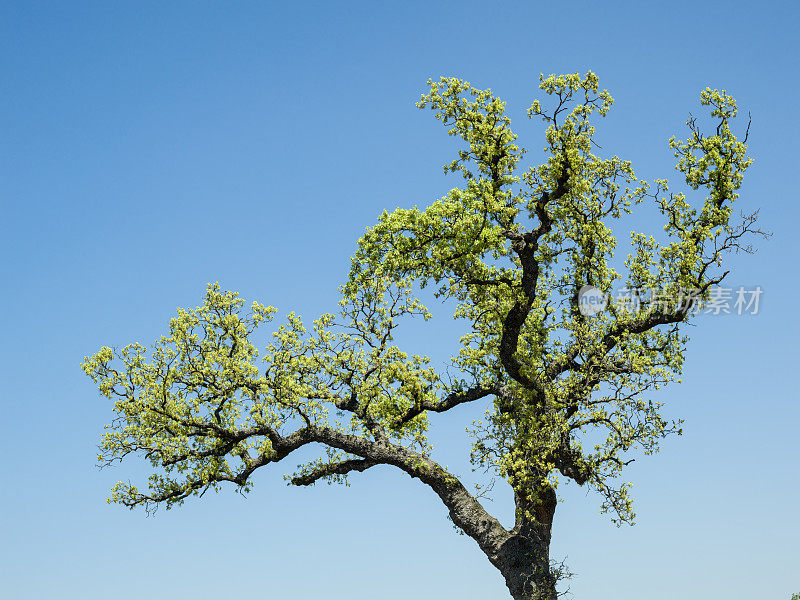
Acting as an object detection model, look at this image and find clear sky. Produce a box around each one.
[1,1,798,599]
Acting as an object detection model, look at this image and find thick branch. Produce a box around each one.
[308,425,510,557]
[499,165,569,395]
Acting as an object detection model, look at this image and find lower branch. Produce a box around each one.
[290,457,378,486]
[308,425,511,558]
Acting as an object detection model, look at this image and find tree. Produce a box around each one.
[82,72,763,599]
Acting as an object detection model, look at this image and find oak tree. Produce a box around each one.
[83,72,762,599]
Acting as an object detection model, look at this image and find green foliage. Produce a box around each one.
[84,72,760,530]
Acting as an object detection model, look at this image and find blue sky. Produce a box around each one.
[1,1,798,598]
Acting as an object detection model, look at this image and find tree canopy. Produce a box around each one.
[83,71,761,599]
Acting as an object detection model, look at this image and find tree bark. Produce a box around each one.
[494,535,557,600]
[306,426,561,599]
[491,483,558,600]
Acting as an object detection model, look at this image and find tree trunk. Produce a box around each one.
[494,533,557,600]
[492,483,559,600]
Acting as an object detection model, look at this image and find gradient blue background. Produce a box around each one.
[1,2,798,598]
